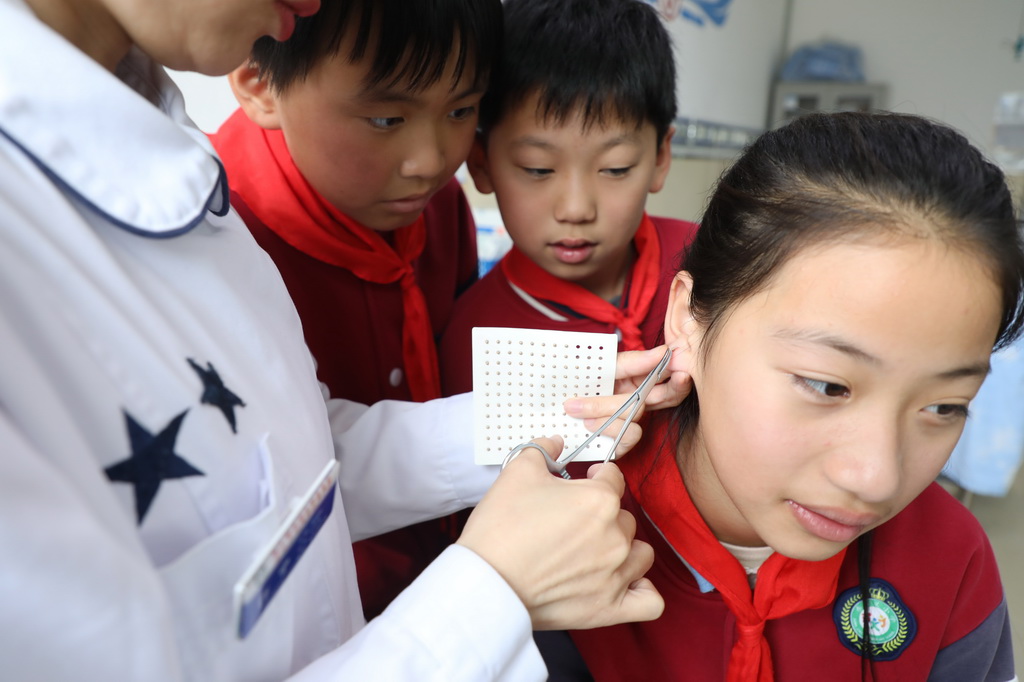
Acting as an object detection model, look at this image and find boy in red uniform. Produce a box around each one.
[439,0,698,396]
[572,112,1020,681]
[210,0,500,618]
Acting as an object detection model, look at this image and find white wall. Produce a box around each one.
[659,0,788,130]
[167,71,237,133]
[786,0,1024,156]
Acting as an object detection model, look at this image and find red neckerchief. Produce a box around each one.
[498,214,660,350]
[212,109,441,401]
[620,418,848,682]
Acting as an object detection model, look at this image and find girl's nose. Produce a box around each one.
[824,416,903,504]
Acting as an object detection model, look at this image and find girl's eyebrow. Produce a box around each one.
[772,328,880,366]
[771,327,992,379]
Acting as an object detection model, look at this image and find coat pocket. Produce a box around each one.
[159,434,295,682]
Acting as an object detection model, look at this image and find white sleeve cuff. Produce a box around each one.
[294,545,546,681]
[329,392,500,540]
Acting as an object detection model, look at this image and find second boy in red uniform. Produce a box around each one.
[440,0,695,397]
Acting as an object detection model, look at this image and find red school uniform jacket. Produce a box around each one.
[230,177,476,403]
[571,482,1015,681]
[211,110,478,619]
[439,215,696,395]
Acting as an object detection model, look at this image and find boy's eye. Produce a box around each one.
[794,375,850,399]
[522,167,553,178]
[367,116,404,130]
[923,403,970,419]
[602,166,633,178]
[449,105,477,121]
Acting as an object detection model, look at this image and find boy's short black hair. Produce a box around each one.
[480,0,677,143]
[249,0,503,93]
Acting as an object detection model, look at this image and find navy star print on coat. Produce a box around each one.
[105,410,204,523]
[188,358,246,433]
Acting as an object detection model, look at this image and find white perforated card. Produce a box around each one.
[472,327,617,465]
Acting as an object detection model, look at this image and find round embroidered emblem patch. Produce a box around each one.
[833,578,916,661]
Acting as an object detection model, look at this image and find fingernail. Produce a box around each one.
[563,398,583,414]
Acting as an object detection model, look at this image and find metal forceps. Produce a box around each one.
[501,347,673,479]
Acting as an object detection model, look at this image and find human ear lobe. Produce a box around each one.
[648,126,675,194]
[227,63,282,130]
[664,271,700,369]
[466,135,495,194]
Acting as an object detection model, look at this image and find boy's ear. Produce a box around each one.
[648,125,675,194]
[227,62,282,130]
[466,134,495,194]
[665,271,700,371]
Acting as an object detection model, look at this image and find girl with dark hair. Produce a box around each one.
[571,111,1023,681]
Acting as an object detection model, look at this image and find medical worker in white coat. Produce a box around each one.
[0,0,679,679]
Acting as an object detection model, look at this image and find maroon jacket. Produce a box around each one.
[571,483,1014,681]
[230,177,477,405]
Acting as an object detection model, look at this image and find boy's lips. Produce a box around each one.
[384,192,433,215]
[787,500,881,543]
[550,239,596,265]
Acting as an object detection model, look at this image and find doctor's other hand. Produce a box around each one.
[562,345,692,455]
[457,436,664,631]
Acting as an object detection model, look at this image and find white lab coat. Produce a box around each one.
[0,0,544,679]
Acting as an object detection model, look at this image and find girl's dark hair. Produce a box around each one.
[249,0,503,94]
[675,111,1024,433]
[857,532,876,680]
[479,0,677,143]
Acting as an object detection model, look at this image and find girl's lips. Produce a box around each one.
[550,241,596,265]
[787,500,879,543]
[273,4,298,41]
[274,1,320,41]
[281,0,320,17]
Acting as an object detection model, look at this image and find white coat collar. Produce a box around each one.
[0,0,228,236]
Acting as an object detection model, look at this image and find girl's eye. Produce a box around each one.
[367,116,404,130]
[449,105,477,121]
[602,166,632,178]
[522,167,553,178]
[794,375,850,399]
[924,403,970,419]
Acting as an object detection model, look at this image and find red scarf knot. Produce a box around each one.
[738,621,766,639]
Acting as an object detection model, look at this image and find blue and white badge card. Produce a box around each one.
[233,459,339,639]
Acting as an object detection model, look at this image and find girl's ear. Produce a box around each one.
[227,63,282,130]
[647,126,675,194]
[466,134,495,194]
[665,271,700,371]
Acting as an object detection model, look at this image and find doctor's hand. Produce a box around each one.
[457,436,664,631]
[562,345,692,455]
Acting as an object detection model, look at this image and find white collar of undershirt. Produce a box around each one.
[719,540,774,588]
